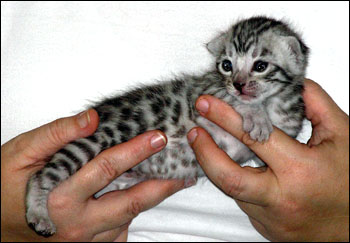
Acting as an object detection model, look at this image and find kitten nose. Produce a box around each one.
[233,82,245,92]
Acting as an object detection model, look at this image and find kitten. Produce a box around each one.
[26,16,309,237]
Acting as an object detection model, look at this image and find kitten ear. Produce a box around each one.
[281,36,308,73]
[206,32,227,57]
[283,36,303,57]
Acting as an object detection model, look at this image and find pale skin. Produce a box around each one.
[1,109,188,241]
[187,79,349,241]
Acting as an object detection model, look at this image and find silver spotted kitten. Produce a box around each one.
[26,16,309,237]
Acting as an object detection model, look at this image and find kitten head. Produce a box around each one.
[207,16,309,104]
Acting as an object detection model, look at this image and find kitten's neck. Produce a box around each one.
[191,70,228,97]
[185,70,236,113]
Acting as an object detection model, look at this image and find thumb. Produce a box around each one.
[304,79,347,128]
[303,79,349,145]
[16,109,99,162]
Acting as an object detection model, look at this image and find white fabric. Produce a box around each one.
[1,2,348,242]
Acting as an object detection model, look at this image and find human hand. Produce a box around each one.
[1,109,186,241]
[187,79,349,241]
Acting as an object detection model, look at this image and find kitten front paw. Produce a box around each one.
[242,112,273,142]
[26,207,56,237]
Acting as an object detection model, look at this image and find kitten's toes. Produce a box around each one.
[243,115,273,142]
[26,208,56,237]
[250,119,273,142]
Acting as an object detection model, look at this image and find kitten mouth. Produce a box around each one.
[231,82,257,100]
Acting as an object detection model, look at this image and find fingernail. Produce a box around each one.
[184,178,197,188]
[77,110,90,128]
[187,128,198,144]
[196,98,209,114]
[150,133,167,149]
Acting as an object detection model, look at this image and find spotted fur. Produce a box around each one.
[26,16,309,237]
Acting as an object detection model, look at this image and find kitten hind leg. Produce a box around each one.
[25,171,57,237]
[25,134,105,237]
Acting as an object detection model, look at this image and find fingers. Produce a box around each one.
[188,127,275,205]
[194,95,307,172]
[89,179,185,234]
[66,130,168,201]
[16,109,99,162]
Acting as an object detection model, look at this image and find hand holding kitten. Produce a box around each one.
[188,79,349,242]
[1,110,185,241]
[24,17,310,236]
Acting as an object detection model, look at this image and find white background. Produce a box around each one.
[1,1,349,242]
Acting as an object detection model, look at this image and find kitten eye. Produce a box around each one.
[221,60,232,72]
[253,61,268,72]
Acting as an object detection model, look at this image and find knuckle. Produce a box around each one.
[9,133,28,154]
[96,155,120,181]
[126,197,144,218]
[48,118,70,146]
[218,172,243,198]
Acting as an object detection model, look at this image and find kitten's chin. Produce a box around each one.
[239,94,256,101]
[235,94,262,105]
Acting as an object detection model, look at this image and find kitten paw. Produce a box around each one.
[26,208,56,237]
[242,113,273,142]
